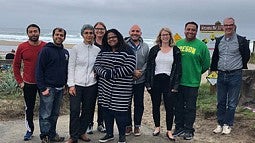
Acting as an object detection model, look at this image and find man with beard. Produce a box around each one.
[13,24,46,141]
[125,25,149,136]
[36,27,69,143]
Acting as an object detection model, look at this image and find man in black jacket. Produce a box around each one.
[36,28,69,143]
[210,17,250,135]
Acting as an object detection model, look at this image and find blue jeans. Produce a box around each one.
[216,70,242,126]
[39,87,63,139]
[127,82,145,127]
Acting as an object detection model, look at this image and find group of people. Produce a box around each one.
[12,17,250,143]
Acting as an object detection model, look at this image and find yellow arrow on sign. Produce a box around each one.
[174,33,182,43]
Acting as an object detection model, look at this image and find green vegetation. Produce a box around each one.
[197,83,255,120]
[197,83,217,118]
[0,69,22,99]
[249,52,255,64]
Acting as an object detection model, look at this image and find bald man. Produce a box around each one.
[125,25,150,136]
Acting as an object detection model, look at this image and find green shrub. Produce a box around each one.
[0,69,22,98]
[249,52,255,64]
[197,83,217,118]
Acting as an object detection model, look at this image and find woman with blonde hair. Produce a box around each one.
[145,27,182,141]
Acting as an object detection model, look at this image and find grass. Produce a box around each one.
[249,52,255,64]
[197,83,217,118]
[197,82,255,120]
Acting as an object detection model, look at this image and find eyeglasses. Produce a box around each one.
[95,28,105,31]
[223,24,234,27]
[84,32,93,35]
[161,34,170,37]
[107,36,117,40]
[131,30,140,32]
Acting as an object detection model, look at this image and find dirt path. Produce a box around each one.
[1,66,255,142]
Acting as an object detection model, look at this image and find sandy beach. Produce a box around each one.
[0,40,75,48]
[0,40,75,58]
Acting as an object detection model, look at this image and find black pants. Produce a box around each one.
[88,96,104,127]
[23,83,38,133]
[174,85,198,133]
[151,74,174,131]
[103,107,128,137]
[69,84,97,140]
[127,82,145,127]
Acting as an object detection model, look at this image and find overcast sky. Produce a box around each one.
[0,0,254,39]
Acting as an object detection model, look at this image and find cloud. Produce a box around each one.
[0,0,255,39]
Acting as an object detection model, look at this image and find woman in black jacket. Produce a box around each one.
[145,27,181,141]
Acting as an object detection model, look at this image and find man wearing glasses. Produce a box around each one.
[211,17,250,135]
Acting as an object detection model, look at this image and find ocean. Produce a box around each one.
[0,27,155,52]
[0,27,253,53]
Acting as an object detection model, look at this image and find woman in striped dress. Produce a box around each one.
[94,29,136,143]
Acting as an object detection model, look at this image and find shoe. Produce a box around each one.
[183,132,194,140]
[134,127,141,136]
[99,134,114,143]
[86,125,93,134]
[118,135,126,143]
[65,138,78,143]
[166,132,175,141]
[213,125,223,134]
[125,126,132,136]
[152,128,160,136]
[173,128,185,137]
[79,134,91,142]
[41,136,50,143]
[50,134,65,142]
[222,124,231,134]
[24,131,33,141]
[97,124,106,133]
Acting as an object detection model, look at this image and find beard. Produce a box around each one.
[29,36,39,42]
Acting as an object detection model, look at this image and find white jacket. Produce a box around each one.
[67,42,101,87]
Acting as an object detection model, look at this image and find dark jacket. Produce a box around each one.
[210,34,250,71]
[145,45,182,91]
[36,42,69,92]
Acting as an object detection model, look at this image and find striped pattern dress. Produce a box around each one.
[94,50,136,112]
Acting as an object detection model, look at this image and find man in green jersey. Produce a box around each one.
[173,21,210,140]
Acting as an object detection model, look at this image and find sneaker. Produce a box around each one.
[222,124,231,134]
[99,134,114,143]
[24,131,33,141]
[173,128,185,137]
[125,126,132,136]
[41,136,50,143]
[97,124,106,133]
[50,134,65,142]
[183,132,194,140]
[213,125,223,134]
[118,135,126,143]
[86,125,93,134]
[134,127,141,136]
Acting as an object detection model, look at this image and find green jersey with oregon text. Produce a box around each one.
[176,38,210,87]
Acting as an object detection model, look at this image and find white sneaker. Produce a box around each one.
[86,125,93,134]
[213,125,223,134]
[222,124,231,134]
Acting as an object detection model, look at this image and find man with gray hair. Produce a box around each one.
[65,24,101,143]
[210,17,250,135]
